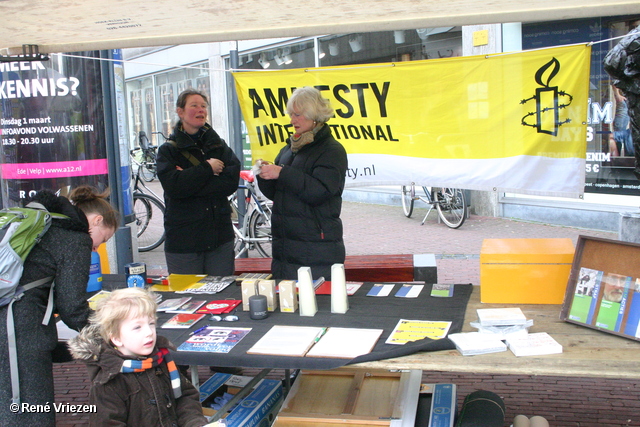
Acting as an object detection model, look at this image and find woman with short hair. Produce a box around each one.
[257,86,348,280]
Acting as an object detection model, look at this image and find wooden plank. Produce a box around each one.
[350,286,640,379]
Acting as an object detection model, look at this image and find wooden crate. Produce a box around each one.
[234,254,437,283]
[274,369,421,427]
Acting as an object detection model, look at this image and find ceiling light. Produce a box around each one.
[282,47,293,64]
[349,35,363,53]
[274,52,284,66]
[394,30,405,44]
[329,42,339,56]
[318,47,326,59]
[258,53,270,69]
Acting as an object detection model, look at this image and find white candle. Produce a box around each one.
[331,263,349,314]
[297,266,317,317]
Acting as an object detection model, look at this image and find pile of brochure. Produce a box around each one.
[448,307,562,357]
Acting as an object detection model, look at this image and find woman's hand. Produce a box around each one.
[259,164,282,180]
[207,158,225,175]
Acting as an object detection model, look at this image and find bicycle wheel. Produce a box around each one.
[434,188,466,229]
[401,185,414,217]
[140,162,156,182]
[248,201,272,257]
[133,193,166,251]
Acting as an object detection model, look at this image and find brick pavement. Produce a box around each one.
[53,199,640,426]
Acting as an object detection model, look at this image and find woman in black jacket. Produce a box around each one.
[156,89,240,275]
[257,86,348,280]
[0,186,119,426]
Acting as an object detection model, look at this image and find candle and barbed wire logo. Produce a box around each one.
[521,57,573,136]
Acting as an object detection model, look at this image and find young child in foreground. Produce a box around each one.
[68,287,209,427]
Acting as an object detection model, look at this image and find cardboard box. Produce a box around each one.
[274,369,422,426]
[278,280,298,313]
[258,279,278,311]
[480,238,574,304]
[241,279,259,311]
[200,373,283,427]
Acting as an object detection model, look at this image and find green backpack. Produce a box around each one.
[0,202,67,405]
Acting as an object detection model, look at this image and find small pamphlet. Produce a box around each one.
[447,332,508,356]
[385,319,452,344]
[395,284,424,298]
[345,281,364,295]
[161,313,206,329]
[157,297,192,312]
[196,300,242,315]
[506,332,563,357]
[431,283,454,297]
[87,290,111,310]
[366,284,395,297]
[476,307,528,326]
[166,299,207,314]
[177,326,251,353]
[177,276,237,294]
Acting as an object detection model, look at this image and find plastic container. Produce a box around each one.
[86,251,103,292]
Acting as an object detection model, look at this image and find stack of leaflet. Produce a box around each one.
[448,307,529,356]
[470,307,533,340]
[448,332,507,356]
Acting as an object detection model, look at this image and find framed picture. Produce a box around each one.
[561,235,640,342]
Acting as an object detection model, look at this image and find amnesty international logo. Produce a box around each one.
[520,57,573,136]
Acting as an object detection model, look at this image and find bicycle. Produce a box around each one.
[130,147,166,251]
[401,184,467,229]
[229,170,273,258]
[130,131,158,182]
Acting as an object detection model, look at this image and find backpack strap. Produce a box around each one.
[168,139,201,167]
[7,276,54,405]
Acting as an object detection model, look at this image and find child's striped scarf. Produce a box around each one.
[121,348,182,398]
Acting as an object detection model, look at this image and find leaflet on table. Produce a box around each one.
[161,313,206,329]
[394,284,424,298]
[157,297,192,312]
[165,299,207,314]
[177,326,251,353]
[385,319,452,344]
[176,275,238,294]
[366,284,395,297]
[196,300,242,315]
[431,283,454,297]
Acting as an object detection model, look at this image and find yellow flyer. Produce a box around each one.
[385,319,452,345]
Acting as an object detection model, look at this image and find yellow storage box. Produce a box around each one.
[480,238,575,304]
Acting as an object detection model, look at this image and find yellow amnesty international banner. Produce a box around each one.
[233,44,591,197]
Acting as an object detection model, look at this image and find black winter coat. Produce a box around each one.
[156,123,240,253]
[257,124,348,280]
[0,191,93,426]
